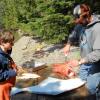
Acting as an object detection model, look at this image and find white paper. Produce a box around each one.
[11,77,85,95]
[34,62,46,67]
[23,77,85,95]
[11,87,24,95]
[17,73,40,80]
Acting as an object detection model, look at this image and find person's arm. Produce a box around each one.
[63,24,81,55]
[67,24,82,45]
[63,43,71,55]
[0,69,17,82]
[78,58,88,65]
[0,60,17,82]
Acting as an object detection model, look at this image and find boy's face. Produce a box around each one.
[2,41,14,50]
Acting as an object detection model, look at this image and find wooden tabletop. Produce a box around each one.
[11,65,96,100]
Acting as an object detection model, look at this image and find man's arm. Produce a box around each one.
[67,24,82,45]
[63,24,81,55]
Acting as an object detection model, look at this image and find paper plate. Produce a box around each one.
[17,73,40,80]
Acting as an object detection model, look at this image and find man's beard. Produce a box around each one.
[82,19,88,26]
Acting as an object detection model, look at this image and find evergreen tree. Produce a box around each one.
[32,0,75,43]
[0,0,99,43]
[3,0,18,29]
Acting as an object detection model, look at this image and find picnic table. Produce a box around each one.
[11,64,96,100]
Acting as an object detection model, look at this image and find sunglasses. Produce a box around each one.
[74,13,88,19]
[74,14,80,19]
[9,41,14,45]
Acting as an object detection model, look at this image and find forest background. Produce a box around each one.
[0,0,100,44]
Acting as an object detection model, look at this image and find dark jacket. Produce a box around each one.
[0,48,16,82]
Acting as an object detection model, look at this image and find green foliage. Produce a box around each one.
[0,0,75,43]
[31,0,75,43]
[0,1,5,27]
[3,0,18,29]
[15,0,37,23]
[0,0,99,43]
[33,14,73,43]
[18,22,35,35]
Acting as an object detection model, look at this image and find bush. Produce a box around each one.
[18,22,35,35]
[32,14,73,44]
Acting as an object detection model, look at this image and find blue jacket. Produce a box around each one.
[0,48,16,82]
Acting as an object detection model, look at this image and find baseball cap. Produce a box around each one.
[73,5,81,18]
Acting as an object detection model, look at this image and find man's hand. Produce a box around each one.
[68,59,79,67]
[62,44,71,56]
[68,58,87,68]
[52,62,76,78]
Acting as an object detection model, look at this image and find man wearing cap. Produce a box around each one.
[63,4,100,98]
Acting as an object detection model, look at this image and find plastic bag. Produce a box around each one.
[52,62,76,78]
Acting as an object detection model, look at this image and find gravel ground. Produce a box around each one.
[11,36,80,67]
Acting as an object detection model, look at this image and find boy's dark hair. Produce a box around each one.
[0,30,14,44]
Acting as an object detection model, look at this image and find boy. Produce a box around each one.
[0,30,17,100]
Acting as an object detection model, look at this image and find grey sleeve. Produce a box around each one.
[84,23,100,63]
[85,50,100,63]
